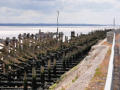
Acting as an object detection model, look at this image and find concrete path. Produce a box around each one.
[55,39,109,90]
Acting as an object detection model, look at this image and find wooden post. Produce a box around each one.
[24,72,27,90]
[40,66,45,88]
[32,66,37,90]
[48,59,51,81]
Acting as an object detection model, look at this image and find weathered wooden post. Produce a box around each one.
[59,32,64,49]
[65,36,68,43]
[5,37,10,46]
[11,37,16,47]
[32,66,37,90]
[62,54,66,70]
[47,59,51,82]
[77,33,79,37]
[18,34,24,51]
[18,34,21,49]
[40,66,45,88]
[53,58,56,75]
[26,33,30,39]
[71,31,75,39]
[23,33,27,39]
[3,62,6,74]
[23,71,28,90]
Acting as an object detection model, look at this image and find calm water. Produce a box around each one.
[0,26,112,39]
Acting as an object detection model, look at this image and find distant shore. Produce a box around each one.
[0,23,109,27]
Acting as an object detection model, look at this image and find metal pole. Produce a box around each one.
[57,11,59,34]
[113,17,116,29]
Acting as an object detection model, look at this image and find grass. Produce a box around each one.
[94,68,102,77]
[49,74,67,90]
[71,65,78,72]
[86,46,111,90]
[72,74,79,83]
[49,83,57,90]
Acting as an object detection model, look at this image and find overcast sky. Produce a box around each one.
[0,0,119,24]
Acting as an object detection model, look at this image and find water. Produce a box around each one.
[0,26,112,39]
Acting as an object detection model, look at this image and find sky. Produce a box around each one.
[0,0,119,24]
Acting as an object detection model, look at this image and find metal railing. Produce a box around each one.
[104,33,115,90]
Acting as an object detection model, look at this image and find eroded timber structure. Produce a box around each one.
[0,29,110,90]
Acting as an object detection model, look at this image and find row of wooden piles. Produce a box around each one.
[0,29,110,90]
